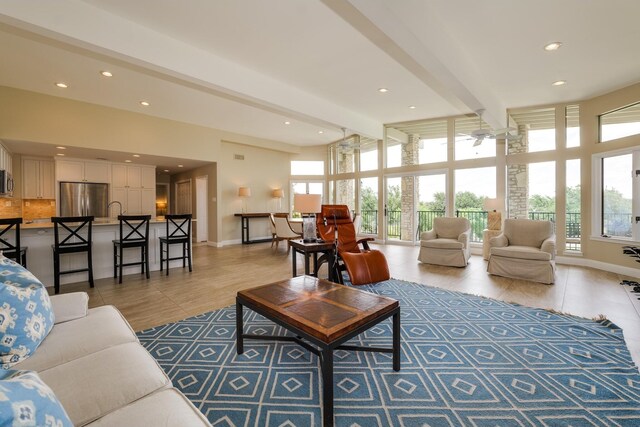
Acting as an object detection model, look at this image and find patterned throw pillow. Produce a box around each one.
[0,255,55,368]
[0,370,72,427]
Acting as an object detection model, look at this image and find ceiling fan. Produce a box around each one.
[459,109,522,146]
[337,128,360,150]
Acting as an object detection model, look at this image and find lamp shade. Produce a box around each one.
[483,198,502,212]
[294,193,321,214]
[272,188,284,198]
[238,187,251,197]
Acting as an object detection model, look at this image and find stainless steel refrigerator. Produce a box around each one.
[59,182,109,218]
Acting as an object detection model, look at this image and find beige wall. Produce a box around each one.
[580,82,640,269]
[170,163,217,242]
[219,141,294,243]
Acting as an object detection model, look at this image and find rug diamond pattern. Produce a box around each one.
[138,278,640,426]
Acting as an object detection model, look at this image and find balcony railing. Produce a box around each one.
[360,209,631,246]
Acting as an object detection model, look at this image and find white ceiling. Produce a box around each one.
[0,0,639,159]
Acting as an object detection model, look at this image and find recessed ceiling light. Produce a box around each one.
[140,101,150,106]
[378,88,388,93]
[284,121,291,125]
[408,105,416,109]
[56,146,66,150]
[552,80,566,86]
[544,42,562,51]
[55,82,68,88]
[56,153,65,156]
[318,131,324,134]
[163,169,170,173]
[132,154,140,158]
[125,159,132,163]
[178,164,184,168]
[100,71,113,77]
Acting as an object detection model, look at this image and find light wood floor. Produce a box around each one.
[53,242,640,366]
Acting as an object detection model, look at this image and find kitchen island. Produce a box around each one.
[20,218,193,290]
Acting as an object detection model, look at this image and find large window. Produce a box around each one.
[566,159,581,251]
[359,137,378,171]
[455,167,496,241]
[528,161,556,222]
[510,107,556,153]
[566,105,580,148]
[359,177,378,234]
[600,102,640,142]
[291,161,324,175]
[602,154,632,238]
[336,179,355,212]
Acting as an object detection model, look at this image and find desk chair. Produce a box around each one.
[51,216,94,294]
[159,214,192,275]
[113,215,151,284]
[0,217,27,267]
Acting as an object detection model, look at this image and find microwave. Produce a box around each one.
[0,170,14,196]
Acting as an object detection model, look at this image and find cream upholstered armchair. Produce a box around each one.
[418,217,471,267]
[487,218,556,284]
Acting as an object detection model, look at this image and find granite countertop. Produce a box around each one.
[22,217,171,229]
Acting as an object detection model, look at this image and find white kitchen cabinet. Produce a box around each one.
[0,142,12,174]
[110,163,156,217]
[56,159,110,183]
[22,157,55,199]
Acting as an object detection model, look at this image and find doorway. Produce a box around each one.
[196,176,208,242]
[175,180,192,214]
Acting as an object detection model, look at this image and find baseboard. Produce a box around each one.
[556,255,640,279]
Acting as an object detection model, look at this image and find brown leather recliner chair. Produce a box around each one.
[316,205,390,286]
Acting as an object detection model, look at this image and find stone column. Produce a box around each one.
[400,135,419,240]
[507,125,529,218]
[337,148,355,211]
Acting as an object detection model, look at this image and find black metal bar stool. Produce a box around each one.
[0,217,27,267]
[113,215,151,284]
[51,216,94,294]
[159,214,192,275]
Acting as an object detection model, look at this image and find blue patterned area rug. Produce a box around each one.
[138,279,640,426]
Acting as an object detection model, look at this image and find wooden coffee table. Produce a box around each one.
[236,276,400,427]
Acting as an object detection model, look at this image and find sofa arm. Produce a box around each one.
[489,234,508,248]
[458,229,470,247]
[420,230,437,241]
[50,292,89,324]
[541,235,556,259]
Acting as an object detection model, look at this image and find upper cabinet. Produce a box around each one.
[22,157,55,199]
[0,142,12,174]
[56,159,110,183]
[111,163,156,216]
[112,164,156,189]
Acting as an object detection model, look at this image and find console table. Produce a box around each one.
[234,213,273,244]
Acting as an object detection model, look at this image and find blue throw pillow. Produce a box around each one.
[0,370,72,426]
[0,255,55,368]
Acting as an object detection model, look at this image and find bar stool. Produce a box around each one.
[51,216,94,294]
[0,217,27,267]
[159,214,192,275]
[113,215,151,284]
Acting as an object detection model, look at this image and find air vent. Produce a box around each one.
[234,154,245,160]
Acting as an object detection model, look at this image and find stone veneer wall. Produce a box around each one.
[337,147,355,211]
[507,125,529,218]
[400,135,419,240]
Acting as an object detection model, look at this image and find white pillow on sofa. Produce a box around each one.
[0,255,55,368]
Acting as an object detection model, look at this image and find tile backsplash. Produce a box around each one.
[23,199,56,220]
[0,198,56,220]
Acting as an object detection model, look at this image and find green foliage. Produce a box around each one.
[360,186,378,212]
[529,194,556,212]
[454,191,484,210]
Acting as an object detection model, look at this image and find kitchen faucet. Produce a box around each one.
[108,200,124,216]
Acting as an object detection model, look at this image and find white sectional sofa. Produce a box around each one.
[15,292,212,427]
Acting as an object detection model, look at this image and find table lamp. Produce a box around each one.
[294,193,322,243]
[238,187,251,213]
[483,198,502,231]
[272,188,284,212]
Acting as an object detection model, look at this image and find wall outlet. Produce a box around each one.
[4,201,11,207]
[24,201,30,207]
[50,201,55,206]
